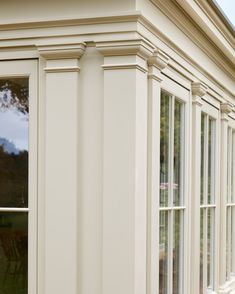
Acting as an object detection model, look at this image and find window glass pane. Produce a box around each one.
[208,118,213,204]
[0,79,28,208]
[201,114,205,205]
[207,208,214,288]
[160,92,170,207]
[0,212,28,294]
[159,211,168,294]
[232,207,235,274]
[173,100,183,206]
[173,210,183,294]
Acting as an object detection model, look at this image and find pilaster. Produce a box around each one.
[219,102,232,289]
[97,39,153,294]
[190,81,207,294]
[38,43,85,294]
[147,48,169,294]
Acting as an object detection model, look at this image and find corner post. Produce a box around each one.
[38,43,85,294]
[219,103,232,292]
[97,39,154,294]
[147,49,169,294]
[191,82,207,294]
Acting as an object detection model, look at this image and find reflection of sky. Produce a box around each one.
[0,108,28,151]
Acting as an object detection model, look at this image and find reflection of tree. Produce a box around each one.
[0,80,28,115]
[0,146,28,207]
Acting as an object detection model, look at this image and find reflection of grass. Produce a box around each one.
[0,213,28,294]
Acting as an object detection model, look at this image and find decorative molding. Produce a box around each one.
[96,39,154,60]
[44,66,80,73]
[221,102,233,115]
[192,96,203,107]
[148,48,170,71]
[192,82,208,97]
[37,43,85,59]
[147,73,162,82]
[102,63,147,73]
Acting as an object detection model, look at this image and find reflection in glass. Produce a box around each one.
[232,207,235,274]
[173,100,183,206]
[160,93,170,207]
[201,114,205,205]
[173,210,182,294]
[226,207,231,279]
[200,210,204,294]
[207,209,213,288]
[0,79,28,208]
[159,211,168,294]
[0,213,28,294]
[208,119,212,204]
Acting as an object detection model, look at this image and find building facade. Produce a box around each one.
[0,0,234,294]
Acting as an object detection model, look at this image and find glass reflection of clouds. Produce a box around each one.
[0,79,28,152]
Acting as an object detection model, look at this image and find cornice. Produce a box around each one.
[149,0,234,78]
[96,39,154,59]
[0,12,141,31]
[37,43,86,59]
[148,48,170,71]
[192,82,208,97]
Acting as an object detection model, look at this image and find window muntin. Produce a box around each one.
[200,113,216,293]
[226,127,235,280]
[159,91,185,294]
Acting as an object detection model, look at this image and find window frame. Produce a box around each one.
[157,74,190,294]
[200,100,220,294]
[0,59,38,294]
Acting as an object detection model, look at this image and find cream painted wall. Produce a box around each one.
[0,0,135,22]
[135,0,235,95]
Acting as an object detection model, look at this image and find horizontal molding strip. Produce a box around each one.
[44,66,80,73]
[102,63,148,73]
[0,207,29,212]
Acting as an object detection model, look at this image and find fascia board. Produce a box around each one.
[175,0,234,65]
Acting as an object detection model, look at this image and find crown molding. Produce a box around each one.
[96,39,154,60]
[37,43,86,59]
[192,82,208,97]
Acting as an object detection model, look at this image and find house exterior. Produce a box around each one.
[0,0,234,294]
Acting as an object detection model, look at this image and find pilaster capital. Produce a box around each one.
[221,102,233,122]
[37,43,86,60]
[96,39,154,60]
[192,82,207,98]
[148,48,170,71]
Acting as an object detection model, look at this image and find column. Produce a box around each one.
[191,82,207,294]
[147,49,169,294]
[38,43,85,294]
[97,39,153,294]
[219,103,232,293]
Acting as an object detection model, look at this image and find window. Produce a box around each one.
[0,61,37,294]
[200,112,216,293]
[226,126,235,280]
[159,91,185,294]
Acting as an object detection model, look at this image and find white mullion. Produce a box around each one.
[179,102,185,294]
[168,95,175,294]
[0,207,30,212]
[159,206,186,211]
